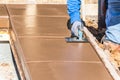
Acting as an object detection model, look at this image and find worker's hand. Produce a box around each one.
[71,21,84,37]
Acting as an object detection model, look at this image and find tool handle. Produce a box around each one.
[78,30,83,40]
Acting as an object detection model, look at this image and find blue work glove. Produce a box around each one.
[105,23,120,44]
[71,21,84,37]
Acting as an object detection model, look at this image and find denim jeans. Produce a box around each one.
[106,0,120,26]
[105,0,120,44]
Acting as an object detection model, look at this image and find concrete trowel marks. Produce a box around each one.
[7,4,114,80]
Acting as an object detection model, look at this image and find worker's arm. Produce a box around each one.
[67,0,81,24]
[67,0,83,37]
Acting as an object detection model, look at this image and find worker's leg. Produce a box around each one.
[105,0,120,44]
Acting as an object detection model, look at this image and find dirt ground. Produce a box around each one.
[85,16,120,69]
[84,16,105,42]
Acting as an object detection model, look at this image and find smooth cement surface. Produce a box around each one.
[0,5,9,28]
[7,4,113,80]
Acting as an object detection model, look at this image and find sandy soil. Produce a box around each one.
[85,16,120,69]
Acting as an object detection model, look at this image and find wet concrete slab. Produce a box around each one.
[7,4,68,16]
[18,37,100,62]
[0,5,9,28]
[0,5,8,17]
[9,4,113,80]
[27,62,113,80]
[11,16,69,37]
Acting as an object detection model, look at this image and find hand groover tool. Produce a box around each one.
[65,29,88,43]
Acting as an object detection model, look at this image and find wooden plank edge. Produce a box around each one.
[9,30,32,80]
[84,27,120,80]
[9,38,26,80]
